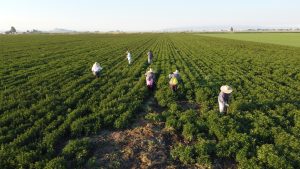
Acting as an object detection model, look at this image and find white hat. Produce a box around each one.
[174,70,179,74]
[149,68,153,72]
[220,85,233,94]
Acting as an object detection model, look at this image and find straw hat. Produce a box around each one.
[174,70,179,74]
[220,85,233,94]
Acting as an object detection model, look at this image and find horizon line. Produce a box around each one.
[1,25,300,33]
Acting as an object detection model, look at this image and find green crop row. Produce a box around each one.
[150,34,300,168]
[1,34,299,168]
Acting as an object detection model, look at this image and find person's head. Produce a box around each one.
[149,68,153,72]
[94,62,99,66]
[220,85,233,94]
[174,70,179,74]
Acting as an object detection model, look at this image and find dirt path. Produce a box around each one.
[86,95,236,169]
[88,97,183,169]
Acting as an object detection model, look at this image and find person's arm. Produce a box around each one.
[219,94,229,106]
[224,94,229,106]
[218,93,225,103]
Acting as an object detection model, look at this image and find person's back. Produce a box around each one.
[218,92,229,104]
[173,73,180,80]
[147,51,153,64]
[169,70,180,91]
[126,51,132,64]
[91,62,102,78]
[145,69,155,90]
[92,64,101,72]
[127,52,131,59]
[169,76,178,85]
[147,51,153,58]
[169,76,178,91]
[146,72,154,80]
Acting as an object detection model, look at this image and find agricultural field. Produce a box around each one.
[201,32,300,47]
[1,33,300,168]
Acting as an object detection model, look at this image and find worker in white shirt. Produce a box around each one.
[126,51,132,65]
[91,62,103,78]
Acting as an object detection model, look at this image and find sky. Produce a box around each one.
[0,0,300,32]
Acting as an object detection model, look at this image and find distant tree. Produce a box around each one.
[7,26,17,34]
[230,27,234,32]
[11,26,17,34]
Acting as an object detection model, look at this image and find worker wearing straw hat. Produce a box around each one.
[126,50,132,65]
[218,85,233,114]
[147,50,153,64]
[169,70,181,92]
[91,62,103,78]
[145,68,155,90]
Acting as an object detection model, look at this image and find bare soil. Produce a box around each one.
[87,97,235,169]
[88,97,185,169]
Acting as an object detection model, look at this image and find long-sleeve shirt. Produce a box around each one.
[169,73,181,81]
[173,73,180,80]
[91,64,102,72]
[147,52,153,59]
[218,92,230,104]
[127,53,131,60]
[145,72,155,80]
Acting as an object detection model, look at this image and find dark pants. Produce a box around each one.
[170,85,177,91]
[147,84,154,91]
[93,71,100,78]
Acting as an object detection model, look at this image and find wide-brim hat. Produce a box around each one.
[220,85,233,94]
[174,70,179,74]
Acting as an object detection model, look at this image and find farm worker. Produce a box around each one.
[126,51,132,64]
[173,70,180,80]
[91,62,103,78]
[169,70,180,92]
[147,50,153,64]
[145,68,155,90]
[218,85,233,114]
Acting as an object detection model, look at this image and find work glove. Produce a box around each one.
[225,104,229,107]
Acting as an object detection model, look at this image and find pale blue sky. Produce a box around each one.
[0,0,299,31]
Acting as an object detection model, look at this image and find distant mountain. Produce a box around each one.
[48,28,76,33]
[162,25,251,32]
[162,25,300,32]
